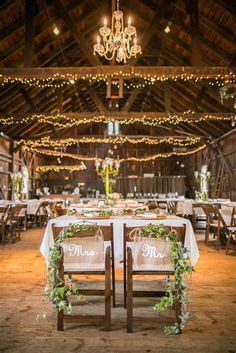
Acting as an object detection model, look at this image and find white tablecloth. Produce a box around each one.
[40,215,199,267]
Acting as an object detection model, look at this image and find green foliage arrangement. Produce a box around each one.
[98,209,114,216]
[66,208,114,217]
[48,223,97,314]
[138,224,194,335]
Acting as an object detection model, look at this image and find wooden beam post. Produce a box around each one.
[24,0,36,67]
[188,0,203,66]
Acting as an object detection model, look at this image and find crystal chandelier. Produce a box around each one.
[93,0,142,63]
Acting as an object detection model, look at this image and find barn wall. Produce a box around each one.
[180,130,236,201]
[0,135,44,200]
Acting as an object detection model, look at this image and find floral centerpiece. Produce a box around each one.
[10,172,23,201]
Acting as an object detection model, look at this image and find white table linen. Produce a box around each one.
[40,215,199,267]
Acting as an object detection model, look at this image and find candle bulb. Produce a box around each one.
[103,17,107,27]
[128,17,132,26]
[133,37,137,45]
[97,35,100,44]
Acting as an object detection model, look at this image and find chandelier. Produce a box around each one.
[93,0,142,63]
[95,158,120,197]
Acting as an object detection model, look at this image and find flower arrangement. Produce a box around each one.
[136,224,194,334]
[10,172,23,201]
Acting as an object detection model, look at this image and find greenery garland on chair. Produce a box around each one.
[48,223,98,315]
[138,224,194,335]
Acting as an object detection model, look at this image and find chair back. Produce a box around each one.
[201,204,227,228]
[132,233,174,271]
[7,204,22,222]
[52,224,114,272]
[124,224,186,244]
[220,205,234,226]
[17,204,27,217]
[0,205,9,222]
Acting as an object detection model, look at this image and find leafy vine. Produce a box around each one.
[48,223,98,314]
[137,224,194,335]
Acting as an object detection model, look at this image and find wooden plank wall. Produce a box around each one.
[0,135,44,200]
[182,130,236,201]
[116,176,186,197]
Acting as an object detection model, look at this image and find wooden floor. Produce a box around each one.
[0,228,236,353]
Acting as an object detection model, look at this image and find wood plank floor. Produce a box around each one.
[0,228,236,353]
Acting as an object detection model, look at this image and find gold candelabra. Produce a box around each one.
[95,158,120,197]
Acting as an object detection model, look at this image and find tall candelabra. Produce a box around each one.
[95,158,120,198]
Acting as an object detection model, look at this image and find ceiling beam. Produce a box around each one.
[24,0,36,67]
[188,0,203,66]
[53,0,101,66]
[0,66,234,79]
[1,112,233,121]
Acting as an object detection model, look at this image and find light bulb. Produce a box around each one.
[97,35,100,44]
[52,24,60,36]
[128,17,132,26]
[103,17,107,26]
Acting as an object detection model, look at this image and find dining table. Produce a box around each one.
[40,214,199,267]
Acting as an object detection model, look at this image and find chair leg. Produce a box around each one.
[127,248,133,333]
[225,232,231,255]
[216,227,221,250]
[124,257,127,309]
[111,256,116,308]
[57,309,64,331]
[105,247,111,331]
[205,221,210,245]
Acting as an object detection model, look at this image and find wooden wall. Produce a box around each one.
[0,135,44,200]
[181,130,236,201]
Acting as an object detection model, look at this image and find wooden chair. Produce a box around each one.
[123,224,186,333]
[16,204,27,231]
[225,227,236,254]
[52,223,115,331]
[28,201,49,227]
[201,204,233,250]
[5,204,21,243]
[0,205,9,243]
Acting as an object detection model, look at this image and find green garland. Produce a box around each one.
[137,224,194,335]
[48,223,98,314]
[66,208,114,217]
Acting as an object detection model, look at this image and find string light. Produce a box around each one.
[36,164,86,173]
[118,144,207,162]
[24,146,100,161]
[0,66,235,88]
[26,144,206,163]
[18,135,202,148]
[0,112,233,127]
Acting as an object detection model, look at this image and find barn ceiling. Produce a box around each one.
[0,0,235,160]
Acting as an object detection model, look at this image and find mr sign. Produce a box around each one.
[133,237,174,271]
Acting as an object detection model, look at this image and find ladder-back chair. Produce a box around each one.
[201,204,233,250]
[52,223,115,331]
[123,224,186,333]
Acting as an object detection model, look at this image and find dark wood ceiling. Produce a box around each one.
[0,0,235,159]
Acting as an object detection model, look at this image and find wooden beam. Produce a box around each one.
[164,82,171,113]
[0,66,234,80]
[1,111,234,122]
[57,88,63,112]
[213,142,236,184]
[19,88,39,112]
[24,0,36,67]
[188,0,203,65]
